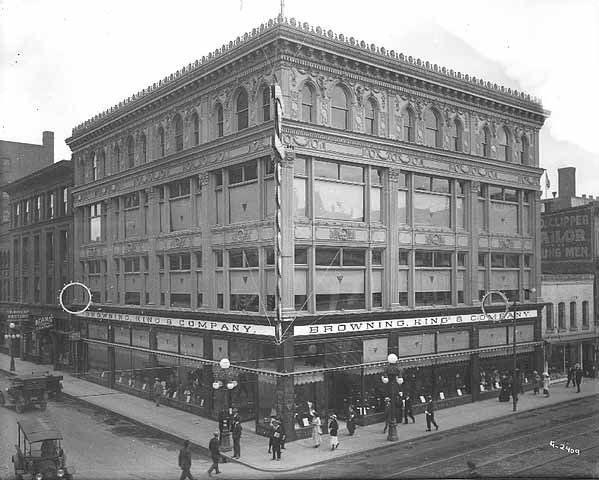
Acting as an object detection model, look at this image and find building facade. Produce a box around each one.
[66,18,548,438]
[0,161,75,368]
[541,167,599,378]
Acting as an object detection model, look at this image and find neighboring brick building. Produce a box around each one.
[66,17,548,439]
[0,161,75,368]
[541,167,599,378]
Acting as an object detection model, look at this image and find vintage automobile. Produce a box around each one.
[0,373,63,413]
[12,418,74,479]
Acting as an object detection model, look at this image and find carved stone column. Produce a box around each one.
[388,167,401,308]
[469,181,481,304]
[280,150,295,317]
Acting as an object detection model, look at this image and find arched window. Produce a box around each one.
[174,114,183,152]
[236,90,249,131]
[302,84,315,123]
[481,127,491,158]
[192,113,200,146]
[215,103,224,138]
[498,126,510,161]
[114,145,121,173]
[126,136,134,168]
[91,152,98,181]
[424,109,440,147]
[403,108,415,142]
[365,98,377,135]
[99,150,106,177]
[332,85,348,130]
[262,86,270,122]
[158,127,165,157]
[140,134,147,163]
[452,119,463,152]
[520,135,529,165]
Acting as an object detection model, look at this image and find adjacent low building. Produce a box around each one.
[65,17,548,439]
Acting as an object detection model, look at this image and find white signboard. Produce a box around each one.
[79,311,275,337]
[294,310,537,336]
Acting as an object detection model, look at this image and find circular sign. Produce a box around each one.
[59,282,92,315]
[481,290,509,322]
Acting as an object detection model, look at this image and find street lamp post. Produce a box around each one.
[4,322,21,372]
[212,358,237,452]
[381,353,404,441]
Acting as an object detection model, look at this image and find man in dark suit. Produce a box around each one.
[566,365,576,387]
[402,393,415,424]
[178,440,194,480]
[575,364,584,393]
[382,397,392,433]
[231,414,242,459]
[207,432,221,477]
[425,396,438,432]
[270,419,283,460]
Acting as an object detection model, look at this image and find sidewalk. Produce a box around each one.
[1,353,597,473]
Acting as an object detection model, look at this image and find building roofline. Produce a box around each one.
[68,15,547,141]
[2,160,73,193]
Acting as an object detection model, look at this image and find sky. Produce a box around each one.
[1,0,598,196]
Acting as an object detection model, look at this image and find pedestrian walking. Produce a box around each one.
[532,370,541,395]
[278,417,287,450]
[382,397,392,433]
[207,432,221,477]
[566,365,575,387]
[542,371,550,397]
[425,396,438,432]
[311,412,322,448]
[178,440,195,480]
[328,414,339,450]
[153,377,163,407]
[270,419,282,460]
[346,406,357,436]
[575,364,584,393]
[231,414,242,459]
[402,394,415,424]
[267,416,276,453]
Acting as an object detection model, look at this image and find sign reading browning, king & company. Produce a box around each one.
[79,311,275,337]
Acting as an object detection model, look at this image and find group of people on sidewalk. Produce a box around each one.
[565,364,585,393]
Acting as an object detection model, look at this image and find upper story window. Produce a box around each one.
[33,196,41,222]
[47,192,55,219]
[123,257,140,273]
[236,90,249,131]
[24,200,30,225]
[262,86,271,122]
[14,203,20,226]
[365,98,377,135]
[215,103,224,138]
[168,179,190,198]
[92,152,98,181]
[570,301,577,328]
[582,301,589,327]
[114,145,121,173]
[488,185,519,235]
[413,174,452,228]
[123,192,140,209]
[126,136,134,168]
[403,108,415,142]
[174,114,184,152]
[157,127,165,157]
[558,302,566,329]
[481,127,491,158]
[169,253,191,271]
[89,202,102,242]
[192,113,200,146]
[314,159,364,221]
[546,303,554,330]
[519,135,529,165]
[140,134,147,163]
[451,119,463,152]
[332,85,349,130]
[61,187,68,215]
[302,84,315,123]
[424,109,440,147]
[498,126,510,161]
[98,150,106,177]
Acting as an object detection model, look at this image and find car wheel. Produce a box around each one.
[0,391,5,407]
[15,399,25,413]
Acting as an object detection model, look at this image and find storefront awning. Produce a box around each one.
[478,342,539,359]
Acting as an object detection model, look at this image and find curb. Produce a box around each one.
[1,366,596,474]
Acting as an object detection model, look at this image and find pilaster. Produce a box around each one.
[388,167,400,307]
[280,149,295,316]
[469,181,480,304]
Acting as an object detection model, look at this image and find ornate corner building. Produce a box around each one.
[66,17,549,439]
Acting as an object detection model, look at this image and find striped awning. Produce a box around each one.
[478,343,538,359]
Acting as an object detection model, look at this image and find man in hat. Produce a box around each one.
[328,414,339,450]
[178,440,194,480]
[575,364,584,393]
[231,414,242,459]
[207,432,221,477]
[270,419,283,460]
[425,395,438,432]
[153,377,163,407]
[383,397,392,433]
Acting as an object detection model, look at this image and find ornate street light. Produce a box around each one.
[381,353,404,441]
[4,322,21,372]
[212,358,238,452]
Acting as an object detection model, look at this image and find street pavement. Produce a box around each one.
[1,352,597,474]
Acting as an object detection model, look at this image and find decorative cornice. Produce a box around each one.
[69,16,547,142]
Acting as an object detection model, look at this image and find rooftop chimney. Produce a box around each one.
[42,131,54,163]
[558,167,576,199]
